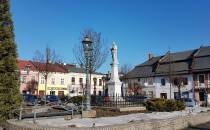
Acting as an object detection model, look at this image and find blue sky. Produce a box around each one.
[11,0,210,73]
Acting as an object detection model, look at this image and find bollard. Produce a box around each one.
[33,110,37,124]
[81,100,83,118]
[19,106,23,120]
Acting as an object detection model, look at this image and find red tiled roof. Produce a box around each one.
[17,60,68,73]
[17,60,36,71]
[31,61,68,73]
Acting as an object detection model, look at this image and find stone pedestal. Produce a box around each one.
[82,110,96,118]
[108,81,122,96]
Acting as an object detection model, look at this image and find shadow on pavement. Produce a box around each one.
[186,126,210,130]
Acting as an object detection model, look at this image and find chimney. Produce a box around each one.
[148,53,154,60]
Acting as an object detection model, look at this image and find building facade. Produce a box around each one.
[64,64,105,97]
[38,71,69,96]
[17,60,39,94]
[127,46,210,104]
[18,60,105,97]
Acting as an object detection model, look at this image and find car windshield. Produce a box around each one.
[184,98,192,102]
[47,95,57,99]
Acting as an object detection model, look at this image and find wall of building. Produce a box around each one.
[193,73,210,103]
[154,75,193,99]
[20,70,39,94]
[68,72,105,97]
[127,77,155,96]
[38,72,69,96]
[127,74,194,99]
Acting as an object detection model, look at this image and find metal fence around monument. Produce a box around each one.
[91,95,145,108]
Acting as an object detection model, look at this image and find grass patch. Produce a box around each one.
[93,107,148,117]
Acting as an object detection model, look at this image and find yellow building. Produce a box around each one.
[35,63,69,96]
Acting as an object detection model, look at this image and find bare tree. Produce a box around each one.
[26,79,38,95]
[128,82,143,96]
[33,47,60,105]
[119,64,132,96]
[119,64,132,82]
[73,29,108,72]
[173,77,186,100]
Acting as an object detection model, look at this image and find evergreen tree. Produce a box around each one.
[0,0,21,122]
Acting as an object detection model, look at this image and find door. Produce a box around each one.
[39,90,44,97]
[58,91,64,97]
[160,93,167,99]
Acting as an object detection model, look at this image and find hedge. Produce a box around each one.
[145,98,185,112]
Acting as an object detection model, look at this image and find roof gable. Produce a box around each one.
[160,50,196,63]
[194,46,210,57]
[17,60,36,71]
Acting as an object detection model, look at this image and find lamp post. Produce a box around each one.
[102,76,105,96]
[82,36,93,111]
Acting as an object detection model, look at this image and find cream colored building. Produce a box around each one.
[38,72,69,96]
[64,64,106,97]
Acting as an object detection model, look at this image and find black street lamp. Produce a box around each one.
[82,36,93,111]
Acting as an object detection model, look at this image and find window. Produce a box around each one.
[99,79,102,86]
[174,92,179,100]
[25,65,31,75]
[138,78,140,82]
[148,91,153,98]
[50,91,55,95]
[61,78,64,85]
[161,79,165,86]
[31,76,35,80]
[93,78,97,86]
[79,78,83,85]
[143,78,147,84]
[199,75,205,84]
[22,76,26,83]
[41,76,45,84]
[199,91,205,101]
[148,78,153,85]
[51,78,55,85]
[71,77,75,85]
[183,78,188,85]
[98,91,102,96]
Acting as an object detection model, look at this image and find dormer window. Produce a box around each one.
[25,65,31,75]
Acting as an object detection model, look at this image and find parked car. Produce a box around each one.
[182,98,197,107]
[46,95,61,104]
[143,96,151,102]
[23,94,37,106]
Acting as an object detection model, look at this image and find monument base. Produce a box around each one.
[82,110,96,118]
[107,81,122,97]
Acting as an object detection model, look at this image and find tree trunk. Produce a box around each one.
[178,85,181,100]
[45,75,48,106]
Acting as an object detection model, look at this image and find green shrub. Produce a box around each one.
[69,96,86,105]
[145,98,185,112]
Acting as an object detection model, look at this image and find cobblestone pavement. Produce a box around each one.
[185,122,210,130]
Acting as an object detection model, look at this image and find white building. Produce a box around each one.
[64,64,106,97]
[127,46,210,102]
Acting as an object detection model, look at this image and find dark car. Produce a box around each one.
[182,98,197,107]
[46,95,61,104]
[23,94,37,106]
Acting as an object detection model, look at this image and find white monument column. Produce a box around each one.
[107,42,122,97]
